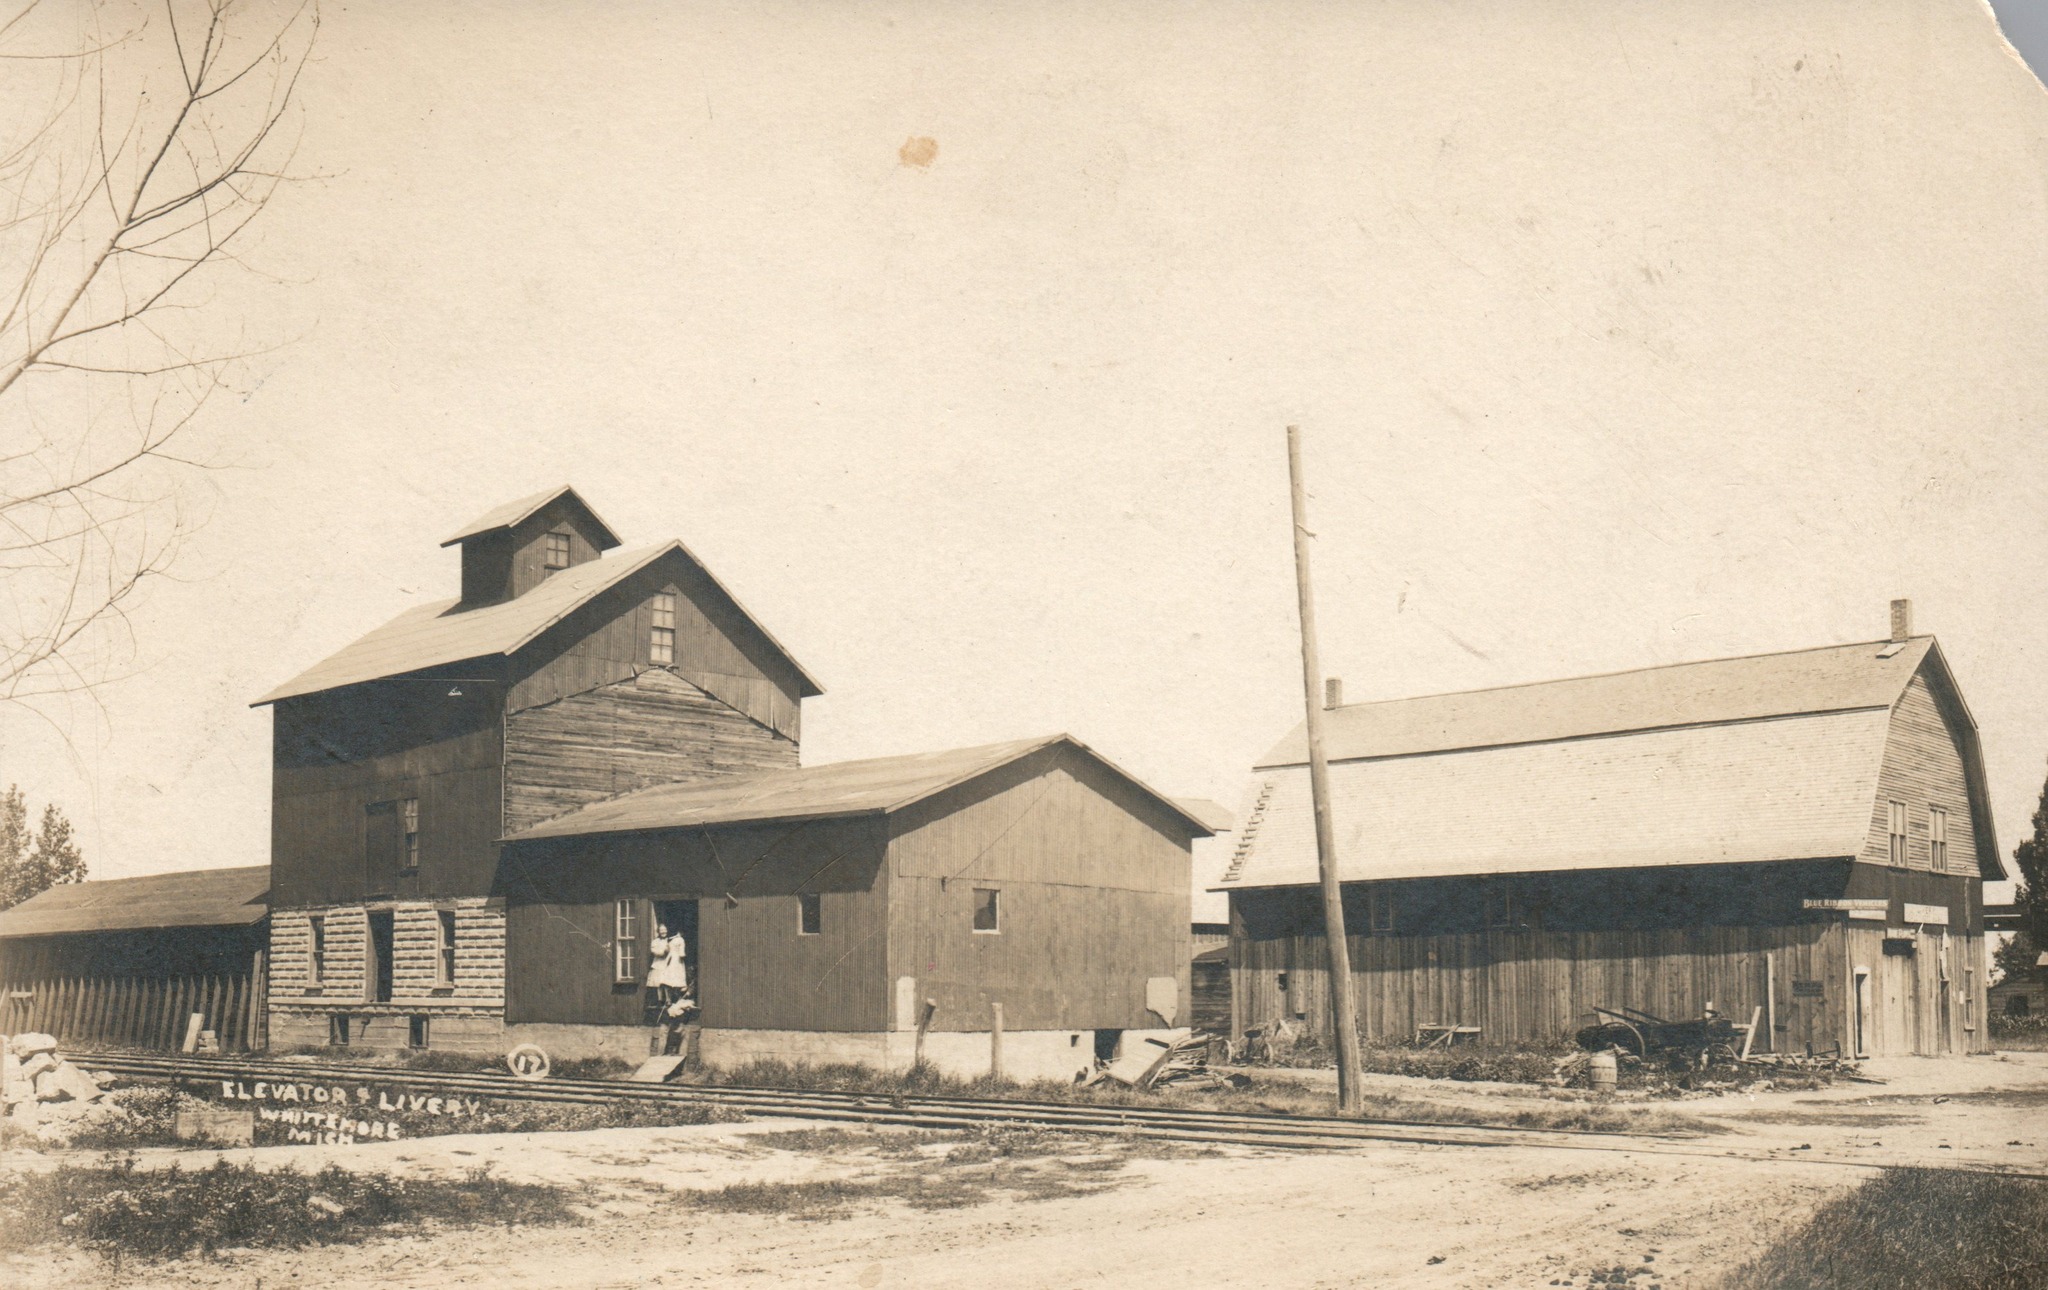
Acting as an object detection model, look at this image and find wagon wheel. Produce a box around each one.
[1579,1020,1646,1058]
[1702,1042,1741,1069]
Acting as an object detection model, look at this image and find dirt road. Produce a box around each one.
[5,1051,2044,1290]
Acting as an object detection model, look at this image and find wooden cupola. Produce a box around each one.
[441,485,623,609]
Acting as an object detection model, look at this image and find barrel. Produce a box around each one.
[1589,1049,1618,1093]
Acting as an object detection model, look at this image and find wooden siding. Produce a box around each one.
[500,818,887,1029]
[0,926,266,1051]
[887,743,1194,1032]
[458,495,609,609]
[268,902,505,1014]
[1861,670,1980,878]
[271,679,505,904]
[1235,919,1846,1054]
[1843,925,1991,1056]
[506,550,807,741]
[503,668,796,835]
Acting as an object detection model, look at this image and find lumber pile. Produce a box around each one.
[1081,1031,1246,1093]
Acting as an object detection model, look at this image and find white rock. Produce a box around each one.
[17,1053,55,1082]
[9,1033,57,1058]
[42,1061,102,1103]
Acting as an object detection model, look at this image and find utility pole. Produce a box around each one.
[1286,425,1365,1113]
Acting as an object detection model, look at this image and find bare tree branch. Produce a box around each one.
[0,0,317,706]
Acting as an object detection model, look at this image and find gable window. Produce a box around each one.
[972,887,1001,933]
[650,591,677,665]
[309,915,327,986]
[797,892,822,936]
[1888,800,1908,867]
[543,531,571,570]
[436,909,457,986]
[402,798,420,871]
[1929,806,1948,873]
[1367,886,1396,935]
[613,900,641,984]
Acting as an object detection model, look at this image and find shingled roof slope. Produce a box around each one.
[256,540,822,705]
[0,866,269,938]
[507,735,1216,840]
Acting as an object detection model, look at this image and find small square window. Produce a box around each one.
[798,892,822,936]
[972,888,1000,933]
[544,531,571,570]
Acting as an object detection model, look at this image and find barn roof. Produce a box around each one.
[1222,636,2003,889]
[440,484,621,549]
[256,540,823,705]
[0,866,269,939]
[1257,637,1935,768]
[506,735,1217,841]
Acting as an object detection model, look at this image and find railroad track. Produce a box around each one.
[77,1051,2047,1178]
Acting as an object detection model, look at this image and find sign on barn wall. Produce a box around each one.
[1791,980,1825,999]
[195,1077,491,1146]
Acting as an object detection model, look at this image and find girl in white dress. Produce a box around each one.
[647,923,690,1007]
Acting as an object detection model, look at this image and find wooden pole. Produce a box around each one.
[1286,425,1365,1114]
[1764,950,1777,1055]
[990,1001,1006,1081]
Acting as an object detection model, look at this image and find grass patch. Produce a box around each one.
[0,1155,577,1264]
[1991,1014,2048,1051]
[1721,1168,2048,1290]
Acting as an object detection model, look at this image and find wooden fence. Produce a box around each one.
[0,928,267,1052]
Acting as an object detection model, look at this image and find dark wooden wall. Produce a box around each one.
[458,495,610,608]
[271,677,505,905]
[0,926,267,1051]
[505,551,810,741]
[504,669,796,835]
[499,818,888,1029]
[887,744,1195,1033]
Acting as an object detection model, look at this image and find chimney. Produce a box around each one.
[1889,599,1913,643]
[1324,677,1343,709]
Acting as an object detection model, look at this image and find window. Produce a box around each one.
[308,914,327,986]
[797,892,822,936]
[328,1014,351,1046]
[436,909,457,986]
[402,797,420,871]
[1366,886,1396,934]
[543,531,571,570]
[613,900,641,983]
[367,910,394,1004]
[972,887,1001,933]
[1484,883,1529,930]
[408,1015,430,1049]
[1964,965,1977,1031]
[1929,806,1948,873]
[650,591,676,664]
[1888,800,1908,867]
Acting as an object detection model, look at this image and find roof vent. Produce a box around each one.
[1889,599,1913,644]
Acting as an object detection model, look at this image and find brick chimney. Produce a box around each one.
[1890,599,1913,643]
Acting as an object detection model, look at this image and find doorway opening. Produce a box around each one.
[648,899,698,1025]
[368,910,395,1004]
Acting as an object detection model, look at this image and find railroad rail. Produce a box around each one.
[75,1051,2047,1179]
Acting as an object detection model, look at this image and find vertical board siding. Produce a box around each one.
[503,669,796,835]
[0,928,265,1051]
[887,744,1196,1032]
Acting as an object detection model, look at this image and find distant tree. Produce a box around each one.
[1993,931,2039,987]
[0,785,86,910]
[2012,759,2048,984]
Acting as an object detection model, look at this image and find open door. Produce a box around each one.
[1852,966,1871,1058]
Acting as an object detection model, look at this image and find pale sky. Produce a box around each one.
[4,1,2045,917]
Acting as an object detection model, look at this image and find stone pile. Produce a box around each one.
[3,1032,109,1133]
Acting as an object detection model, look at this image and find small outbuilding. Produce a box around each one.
[0,866,270,1051]
[502,735,1214,1079]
